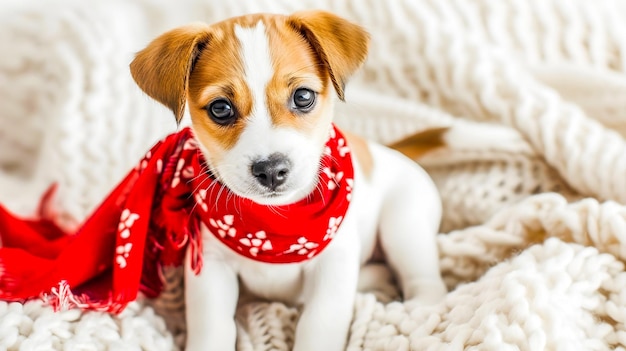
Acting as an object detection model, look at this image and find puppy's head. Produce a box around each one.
[130,11,369,205]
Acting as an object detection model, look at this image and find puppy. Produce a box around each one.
[130,11,446,351]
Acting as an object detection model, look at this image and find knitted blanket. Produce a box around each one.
[2,0,626,350]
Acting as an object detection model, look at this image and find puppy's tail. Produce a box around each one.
[388,126,450,160]
[389,121,532,161]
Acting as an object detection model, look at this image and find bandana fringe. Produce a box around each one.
[40,280,126,314]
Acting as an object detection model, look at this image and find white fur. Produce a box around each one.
[185,22,446,351]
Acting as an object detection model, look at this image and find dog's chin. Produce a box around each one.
[249,190,298,206]
[216,176,317,207]
[239,182,315,206]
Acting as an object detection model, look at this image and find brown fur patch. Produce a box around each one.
[130,23,212,122]
[388,127,450,160]
[186,22,250,158]
[265,16,330,134]
[345,132,374,179]
[286,11,370,101]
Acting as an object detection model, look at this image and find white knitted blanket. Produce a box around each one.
[2,0,626,350]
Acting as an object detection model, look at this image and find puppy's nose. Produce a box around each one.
[251,154,291,190]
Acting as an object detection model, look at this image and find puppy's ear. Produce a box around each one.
[287,11,369,101]
[130,24,211,123]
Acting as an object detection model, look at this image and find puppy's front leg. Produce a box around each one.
[379,162,447,305]
[185,252,239,351]
[293,227,360,351]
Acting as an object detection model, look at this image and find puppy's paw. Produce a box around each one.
[358,263,400,303]
[403,278,447,306]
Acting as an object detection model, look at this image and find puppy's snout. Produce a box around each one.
[251,154,291,191]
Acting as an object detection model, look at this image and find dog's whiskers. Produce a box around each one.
[188,175,220,215]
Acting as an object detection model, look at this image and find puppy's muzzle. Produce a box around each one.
[251,153,291,191]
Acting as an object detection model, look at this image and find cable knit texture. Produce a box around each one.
[2,0,626,349]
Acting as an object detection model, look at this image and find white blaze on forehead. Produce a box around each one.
[234,22,273,127]
[215,22,325,205]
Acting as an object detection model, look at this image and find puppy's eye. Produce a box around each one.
[291,88,316,112]
[207,99,236,125]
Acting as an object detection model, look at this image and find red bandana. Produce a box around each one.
[0,124,353,313]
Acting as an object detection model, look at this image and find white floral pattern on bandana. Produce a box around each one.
[284,237,320,258]
[137,151,151,172]
[194,189,209,212]
[115,243,133,268]
[209,215,236,238]
[345,178,354,201]
[322,168,345,191]
[239,231,273,257]
[171,159,186,188]
[324,216,343,241]
[136,150,164,174]
[336,137,350,157]
[118,209,140,239]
